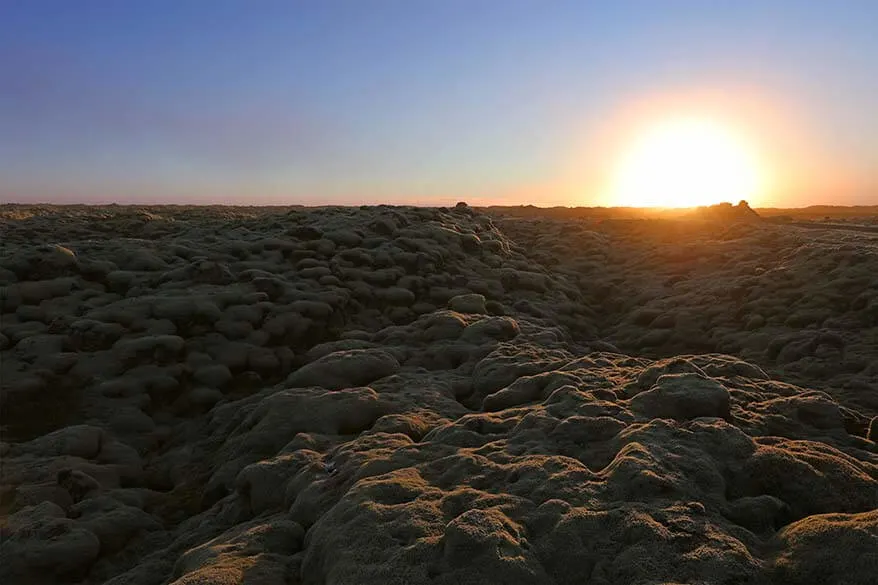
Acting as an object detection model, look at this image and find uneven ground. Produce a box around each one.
[0,203,876,585]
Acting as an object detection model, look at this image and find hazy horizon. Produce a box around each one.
[3,1,877,207]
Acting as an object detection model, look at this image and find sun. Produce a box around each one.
[608,116,763,208]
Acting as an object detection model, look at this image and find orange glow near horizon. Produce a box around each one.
[554,87,833,209]
[606,115,765,208]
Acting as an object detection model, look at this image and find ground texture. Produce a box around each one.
[1,204,876,584]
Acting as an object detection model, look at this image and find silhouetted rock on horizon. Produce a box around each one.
[691,200,762,222]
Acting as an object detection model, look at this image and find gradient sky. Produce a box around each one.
[2,0,877,207]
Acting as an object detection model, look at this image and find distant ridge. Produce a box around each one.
[480,203,878,222]
[756,205,878,219]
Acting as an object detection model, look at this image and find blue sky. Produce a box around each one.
[2,0,876,206]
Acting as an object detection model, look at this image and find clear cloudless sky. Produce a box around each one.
[2,0,877,206]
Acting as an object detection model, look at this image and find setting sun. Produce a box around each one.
[609,116,764,208]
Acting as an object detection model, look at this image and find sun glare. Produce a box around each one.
[609,116,763,208]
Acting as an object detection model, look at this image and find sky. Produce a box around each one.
[2,0,877,207]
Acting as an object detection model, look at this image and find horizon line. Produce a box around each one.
[2,201,877,211]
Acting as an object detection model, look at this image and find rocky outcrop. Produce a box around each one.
[0,204,875,585]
